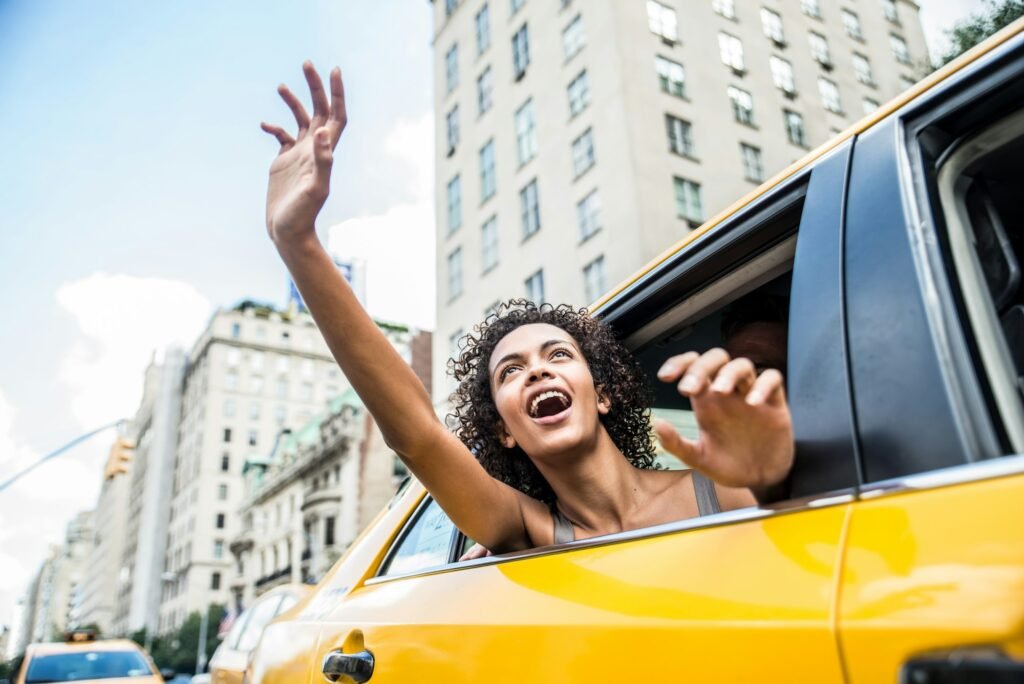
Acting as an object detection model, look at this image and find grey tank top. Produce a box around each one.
[551,471,721,544]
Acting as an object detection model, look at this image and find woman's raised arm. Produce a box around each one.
[262,63,536,552]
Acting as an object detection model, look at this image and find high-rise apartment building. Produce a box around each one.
[158,302,337,633]
[111,348,186,639]
[431,0,928,398]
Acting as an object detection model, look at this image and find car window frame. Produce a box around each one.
[375,495,461,578]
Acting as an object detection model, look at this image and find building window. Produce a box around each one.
[221,454,230,472]
[862,97,880,115]
[563,14,585,60]
[477,67,494,115]
[300,382,313,401]
[571,128,596,177]
[718,32,745,72]
[449,329,464,363]
[728,86,755,126]
[583,256,608,303]
[445,0,458,16]
[520,179,541,238]
[223,399,236,418]
[769,56,796,95]
[818,77,842,112]
[784,109,807,147]
[325,516,336,547]
[226,348,240,366]
[248,375,264,394]
[218,484,228,501]
[577,189,602,241]
[515,100,537,165]
[480,139,497,201]
[809,31,832,66]
[801,0,821,19]
[223,428,232,443]
[225,371,238,391]
[760,8,785,45]
[481,216,499,272]
[248,402,260,420]
[210,572,221,590]
[447,175,461,234]
[446,105,459,153]
[230,323,241,339]
[213,540,224,559]
[512,24,530,79]
[567,70,591,117]
[276,356,289,373]
[712,0,735,20]
[741,143,764,182]
[275,405,286,425]
[445,44,458,95]
[852,53,874,85]
[248,429,258,446]
[216,513,225,529]
[646,1,678,43]
[475,4,491,54]
[666,115,695,157]
[842,9,863,40]
[890,34,911,64]
[525,269,545,304]
[882,0,898,23]
[276,379,288,398]
[447,247,463,300]
[673,177,704,223]
[655,56,686,97]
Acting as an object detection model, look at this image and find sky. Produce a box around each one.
[0,0,989,636]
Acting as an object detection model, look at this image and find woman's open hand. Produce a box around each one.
[262,62,347,248]
[654,349,793,490]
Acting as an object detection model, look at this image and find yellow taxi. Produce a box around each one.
[247,18,1024,683]
[207,584,308,684]
[15,631,164,684]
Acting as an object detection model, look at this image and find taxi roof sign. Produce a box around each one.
[64,628,97,643]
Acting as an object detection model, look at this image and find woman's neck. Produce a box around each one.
[534,428,647,535]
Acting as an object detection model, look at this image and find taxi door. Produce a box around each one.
[837,36,1024,682]
[308,144,862,683]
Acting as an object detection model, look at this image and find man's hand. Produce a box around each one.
[459,543,492,561]
[261,62,347,247]
[654,349,793,489]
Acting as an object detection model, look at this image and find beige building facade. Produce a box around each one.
[76,461,130,635]
[431,0,928,399]
[158,302,338,633]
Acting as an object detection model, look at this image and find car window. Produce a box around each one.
[274,592,299,616]
[25,651,152,683]
[233,594,284,652]
[378,498,456,576]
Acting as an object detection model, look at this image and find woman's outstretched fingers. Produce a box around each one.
[657,351,699,383]
[329,67,347,142]
[303,61,330,121]
[710,357,756,395]
[677,348,730,397]
[654,419,704,470]
[260,122,295,149]
[277,83,310,133]
[746,368,785,406]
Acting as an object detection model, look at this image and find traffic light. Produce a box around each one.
[103,437,135,480]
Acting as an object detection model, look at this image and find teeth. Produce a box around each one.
[530,390,569,417]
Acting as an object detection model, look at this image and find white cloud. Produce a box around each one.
[0,275,212,630]
[328,113,436,331]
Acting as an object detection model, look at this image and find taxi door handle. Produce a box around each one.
[322,648,375,683]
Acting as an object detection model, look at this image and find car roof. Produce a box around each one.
[27,639,145,656]
[589,16,1024,316]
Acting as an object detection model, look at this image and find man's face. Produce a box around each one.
[724,321,788,377]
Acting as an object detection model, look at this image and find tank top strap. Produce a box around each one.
[550,504,576,544]
[692,470,722,516]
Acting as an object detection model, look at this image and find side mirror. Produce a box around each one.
[159,668,176,680]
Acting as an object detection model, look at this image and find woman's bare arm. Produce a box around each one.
[262,63,534,552]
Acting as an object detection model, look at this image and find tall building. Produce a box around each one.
[77,456,130,635]
[229,326,431,609]
[111,348,187,639]
[22,514,94,643]
[430,0,928,398]
[158,302,338,633]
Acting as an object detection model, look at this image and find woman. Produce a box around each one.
[261,63,794,553]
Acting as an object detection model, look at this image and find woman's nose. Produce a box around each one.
[526,362,552,382]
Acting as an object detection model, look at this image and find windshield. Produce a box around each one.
[26,650,153,683]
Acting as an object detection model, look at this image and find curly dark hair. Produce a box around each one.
[447,299,658,504]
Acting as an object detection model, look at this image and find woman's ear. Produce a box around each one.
[596,386,612,415]
[497,421,517,449]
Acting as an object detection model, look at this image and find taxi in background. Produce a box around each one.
[247,17,1024,683]
[15,630,166,684]
[207,585,308,684]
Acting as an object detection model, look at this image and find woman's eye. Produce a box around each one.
[499,366,518,380]
[552,349,571,359]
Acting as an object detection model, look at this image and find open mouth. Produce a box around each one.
[529,390,572,420]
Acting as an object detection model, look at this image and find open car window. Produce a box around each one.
[378,497,457,576]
